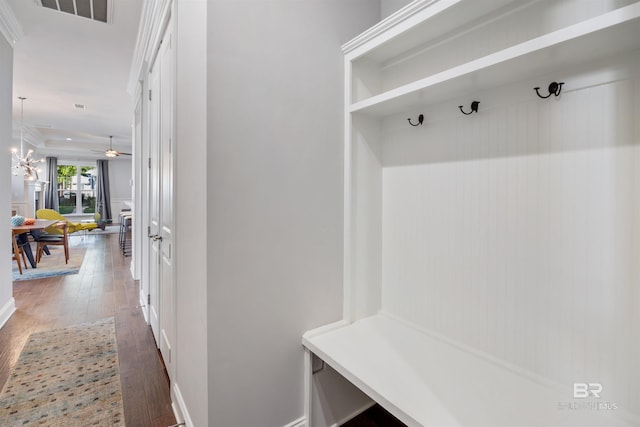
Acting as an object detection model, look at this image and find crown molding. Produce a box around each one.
[23,125,44,147]
[127,0,172,94]
[12,125,44,148]
[342,0,453,56]
[0,0,23,45]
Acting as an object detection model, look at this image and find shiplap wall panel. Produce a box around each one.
[380,62,639,415]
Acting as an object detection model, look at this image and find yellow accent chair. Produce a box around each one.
[36,208,99,235]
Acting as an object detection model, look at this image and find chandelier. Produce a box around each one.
[12,97,44,181]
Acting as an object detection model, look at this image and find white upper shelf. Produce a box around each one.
[343,0,516,60]
[350,2,640,117]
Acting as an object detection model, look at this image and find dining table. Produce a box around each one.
[12,219,59,269]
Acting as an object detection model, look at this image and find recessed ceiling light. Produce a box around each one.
[66,138,72,141]
[74,103,86,109]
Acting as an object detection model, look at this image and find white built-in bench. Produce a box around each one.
[304,313,628,426]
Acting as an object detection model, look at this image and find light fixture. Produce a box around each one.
[12,97,44,181]
[105,136,118,157]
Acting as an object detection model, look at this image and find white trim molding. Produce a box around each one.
[0,0,23,45]
[341,0,445,54]
[139,288,149,324]
[283,417,307,427]
[0,297,16,330]
[12,125,44,148]
[127,0,172,94]
[171,382,193,427]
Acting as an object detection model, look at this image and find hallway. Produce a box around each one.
[0,233,175,426]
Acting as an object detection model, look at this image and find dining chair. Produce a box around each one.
[15,232,37,268]
[12,234,26,275]
[35,221,69,264]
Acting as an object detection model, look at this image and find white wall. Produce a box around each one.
[206,1,380,425]
[0,35,15,327]
[108,158,132,219]
[10,174,26,215]
[381,0,412,18]
[174,1,208,426]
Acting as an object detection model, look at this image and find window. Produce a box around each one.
[57,164,97,214]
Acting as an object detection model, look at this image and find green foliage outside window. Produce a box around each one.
[57,165,77,188]
[83,195,96,213]
[57,165,97,215]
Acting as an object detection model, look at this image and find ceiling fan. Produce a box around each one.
[94,136,132,157]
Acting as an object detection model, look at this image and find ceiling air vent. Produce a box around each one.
[39,0,111,24]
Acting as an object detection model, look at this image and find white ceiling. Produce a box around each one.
[8,0,142,160]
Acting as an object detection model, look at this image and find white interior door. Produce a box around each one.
[148,64,161,344]
[158,27,175,376]
[145,22,175,379]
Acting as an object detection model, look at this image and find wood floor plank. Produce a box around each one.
[0,233,176,426]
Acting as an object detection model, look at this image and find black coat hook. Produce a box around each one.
[459,101,479,115]
[407,114,424,126]
[534,82,564,98]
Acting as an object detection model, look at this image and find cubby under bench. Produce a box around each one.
[303,313,628,427]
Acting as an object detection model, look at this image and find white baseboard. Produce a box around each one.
[172,382,193,427]
[139,289,149,324]
[283,416,307,427]
[0,297,16,330]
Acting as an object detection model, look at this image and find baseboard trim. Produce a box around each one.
[283,416,307,427]
[172,382,193,427]
[139,289,149,324]
[0,297,16,330]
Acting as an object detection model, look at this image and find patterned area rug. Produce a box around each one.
[12,247,86,282]
[0,318,125,426]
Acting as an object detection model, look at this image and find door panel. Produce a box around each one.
[145,19,175,380]
[158,28,175,372]
[148,64,161,344]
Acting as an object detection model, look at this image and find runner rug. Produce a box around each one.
[0,318,125,426]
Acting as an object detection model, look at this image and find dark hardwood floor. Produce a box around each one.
[0,232,176,427]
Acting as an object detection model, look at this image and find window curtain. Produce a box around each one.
[96,160,112,220]
[44,157,59,211]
